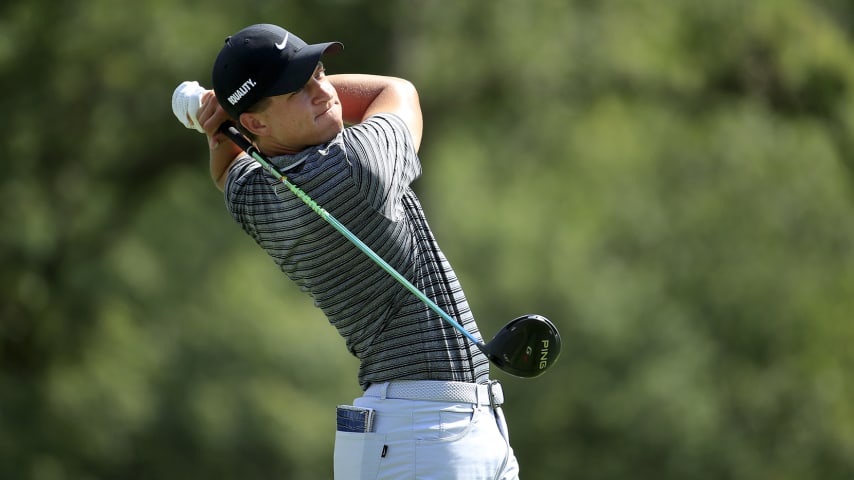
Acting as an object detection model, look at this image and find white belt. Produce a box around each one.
[364,380,504,407]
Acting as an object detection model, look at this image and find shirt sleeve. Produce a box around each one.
[342,113,422,221]
[223,154,269,242]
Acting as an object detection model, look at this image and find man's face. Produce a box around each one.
[247,63,344,153]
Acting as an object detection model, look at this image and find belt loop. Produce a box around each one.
[379,382,389,400]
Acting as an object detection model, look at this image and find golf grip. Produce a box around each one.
[217,123,486,349]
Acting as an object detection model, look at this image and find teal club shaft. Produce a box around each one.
[219,124,484,348]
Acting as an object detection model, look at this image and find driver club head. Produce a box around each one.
[482,314,561,378]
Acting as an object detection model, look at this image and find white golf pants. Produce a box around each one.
[333,381,520,480]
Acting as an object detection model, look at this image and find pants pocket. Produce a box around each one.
[333,431,387,480]
[434,407,477,442]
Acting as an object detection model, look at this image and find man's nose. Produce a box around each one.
[309,78,334,101]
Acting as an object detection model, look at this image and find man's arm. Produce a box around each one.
[329,74,424,151]
[196,75,424,191]
[197,90,244,191]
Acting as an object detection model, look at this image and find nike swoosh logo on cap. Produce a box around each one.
[275,33,289,50]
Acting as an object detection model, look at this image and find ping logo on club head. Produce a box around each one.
[539,339,550,370]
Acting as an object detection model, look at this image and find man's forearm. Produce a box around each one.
[209,135,244,191]
[194,89,245,191]
[329,74,423,149]
[329,74,393,124]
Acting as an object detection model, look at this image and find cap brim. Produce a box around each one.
[267,42,343,97]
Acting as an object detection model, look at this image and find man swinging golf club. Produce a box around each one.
[172,23,559,479]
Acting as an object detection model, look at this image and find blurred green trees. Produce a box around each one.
[2,0,854,479]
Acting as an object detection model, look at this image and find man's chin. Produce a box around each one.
[318,114,344,135]
[315,123,344,145]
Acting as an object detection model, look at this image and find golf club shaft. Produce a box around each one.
[219,123,486,349]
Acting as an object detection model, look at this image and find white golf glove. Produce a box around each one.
[171,81,207,133]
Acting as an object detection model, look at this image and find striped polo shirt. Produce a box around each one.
[224,113,490,389]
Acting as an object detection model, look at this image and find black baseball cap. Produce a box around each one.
[212,24,343,120]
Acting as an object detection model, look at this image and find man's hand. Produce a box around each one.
[172,81,206,132]
[171,81,244,191]
[196,90,233,150]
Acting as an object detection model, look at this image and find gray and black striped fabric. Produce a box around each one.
[224,114,490,389]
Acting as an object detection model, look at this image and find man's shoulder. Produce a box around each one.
[347,112,407,135]
[343,113,413,154]
[226,154,262,181]
[223,153,269,200]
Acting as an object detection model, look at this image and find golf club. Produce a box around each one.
[172,81,561,378]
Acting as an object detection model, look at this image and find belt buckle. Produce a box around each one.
[487,380,502,410]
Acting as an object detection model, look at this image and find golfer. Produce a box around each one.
[188,23,519,479]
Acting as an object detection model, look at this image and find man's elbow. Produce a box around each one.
[392,79,423,149]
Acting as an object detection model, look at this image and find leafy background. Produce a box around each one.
[2,0,854,478]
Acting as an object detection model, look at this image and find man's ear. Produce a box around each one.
[239,112,269,137]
